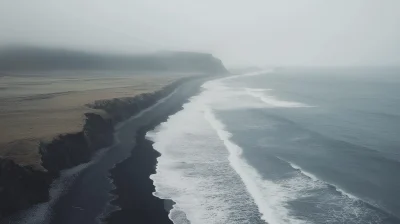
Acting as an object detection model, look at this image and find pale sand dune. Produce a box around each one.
[0,74,184,168]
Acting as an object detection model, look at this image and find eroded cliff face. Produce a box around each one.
[0,77,196,220]
[0,113,115,220]
[87,77,187,123]
[39,113,114,174]
[0,158,51,219]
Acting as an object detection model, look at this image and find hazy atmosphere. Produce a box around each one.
[1,0,400,67]
[1,1,400,224]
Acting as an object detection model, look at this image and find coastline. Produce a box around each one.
[105,125,174,224]
[105,78,208,224]
[0,75,208,223]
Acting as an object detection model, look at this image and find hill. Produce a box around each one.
[0,46,228,74]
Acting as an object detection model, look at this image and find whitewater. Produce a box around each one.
[148,71,398,224]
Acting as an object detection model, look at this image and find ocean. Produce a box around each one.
[147,68,400,224]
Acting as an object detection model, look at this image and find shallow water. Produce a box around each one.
[149,68,400,224]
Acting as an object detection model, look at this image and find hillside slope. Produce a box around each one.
[0,46,228,74]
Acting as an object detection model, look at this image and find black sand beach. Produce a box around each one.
[44,78,207,224]
[0,47,227,224]
[105,78,208,224]
[105,121,175,224]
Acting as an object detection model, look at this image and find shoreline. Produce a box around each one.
[105,78,207,224]
[0,75,207,222]
[105,125,174,224]
[46,76,210,224]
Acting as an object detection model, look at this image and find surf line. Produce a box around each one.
[203,107,304,224]
[276,156,359,201]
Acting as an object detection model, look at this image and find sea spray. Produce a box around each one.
[203,107,307,224]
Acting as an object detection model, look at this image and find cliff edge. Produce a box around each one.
[0,76,201,220]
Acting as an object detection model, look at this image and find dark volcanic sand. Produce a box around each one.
[18,78,209,224]
[105,123,174,224]
[105,80,206,224]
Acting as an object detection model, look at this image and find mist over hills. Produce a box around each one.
[0,46,228,74]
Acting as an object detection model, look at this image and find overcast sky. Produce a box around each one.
[0,0,399,67]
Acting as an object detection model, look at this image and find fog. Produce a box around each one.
[1,0,399,67]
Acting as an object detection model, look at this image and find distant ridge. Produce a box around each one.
[0,46,228,74]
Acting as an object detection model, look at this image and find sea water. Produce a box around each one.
[148,68,400,224]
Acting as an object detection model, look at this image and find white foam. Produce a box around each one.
[148,102,242,223]
[241,70,273,77]
[231,69,275,79]
[245,88,312,108]
[148,73,386,224]
[334,187,359,200]
[279,158,319,182]
[205,111,376,223]
[279,157,359,200]
[204,108,309,224]
[148,73,314,224]
[202,70,265,85]
[200,71,312,111]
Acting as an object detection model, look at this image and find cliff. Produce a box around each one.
[0,158,52,219]
[0,46,228,74]
[39,113,114,174]
[0,76,198,220]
